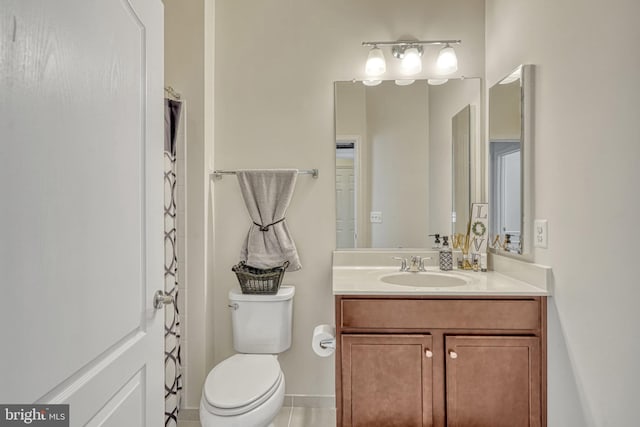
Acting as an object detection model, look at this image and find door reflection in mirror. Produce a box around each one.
[490,141,521,249]
[336,137,358,248]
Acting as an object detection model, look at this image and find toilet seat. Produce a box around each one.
[202,354,282,417]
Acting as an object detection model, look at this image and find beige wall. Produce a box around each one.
[213,0,485,397]
[486,0,640,425]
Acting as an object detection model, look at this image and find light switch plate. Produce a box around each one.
[534,219,548,248]
[370,211,383,223]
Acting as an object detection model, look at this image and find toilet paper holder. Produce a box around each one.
[319,338,336,350]
[312,324,336,357]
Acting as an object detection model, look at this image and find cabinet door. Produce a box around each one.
[341,334,433,427]
[445,336,541,427]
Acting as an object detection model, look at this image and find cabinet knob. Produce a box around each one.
[449,350,458,359]
[425,349,433,358]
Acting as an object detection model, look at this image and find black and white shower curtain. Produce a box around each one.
[164,98,182,426]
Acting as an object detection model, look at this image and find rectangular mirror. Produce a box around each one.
[488,64,533,255]
[334,78,481,249]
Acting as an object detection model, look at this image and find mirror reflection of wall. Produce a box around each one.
[488,65,532,255]
[452,105,472,235]
[335,78,480,249]
[489,77,521,249]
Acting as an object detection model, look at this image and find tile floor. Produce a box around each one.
[178,406,336,427]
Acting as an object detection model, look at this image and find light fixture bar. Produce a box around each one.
[362,40,461,47]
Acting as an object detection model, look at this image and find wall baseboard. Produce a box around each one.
[283,394,336,408]
[180,395,336,422]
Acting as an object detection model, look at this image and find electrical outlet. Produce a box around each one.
[534,219,548,248]
[370,211,383,223]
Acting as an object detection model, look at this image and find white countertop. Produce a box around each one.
[332,266,549,296]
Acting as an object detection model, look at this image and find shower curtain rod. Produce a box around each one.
[211,169,319,179]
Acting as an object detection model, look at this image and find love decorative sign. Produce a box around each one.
[469,203,489,255]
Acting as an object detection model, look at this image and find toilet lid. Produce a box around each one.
[203,354,281,414]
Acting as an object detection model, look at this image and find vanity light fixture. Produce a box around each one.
[365,46,386,77]
[362,39,461,79]
[436,43,458,74]
[396,46,423,75]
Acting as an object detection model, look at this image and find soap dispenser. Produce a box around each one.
[439,236,453,271]
[429,233,442,249]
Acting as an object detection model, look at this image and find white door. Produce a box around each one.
[336,162,356,248]
[0,1,164,426]
[499,149,522,244]
[490,140,521,249]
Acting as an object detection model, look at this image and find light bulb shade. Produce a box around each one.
[437,45,458,74]
[362,79,382,87]
[427,78,448,86]
[395,79,415,86]
[365,47,386,76]
[401,47,422,75]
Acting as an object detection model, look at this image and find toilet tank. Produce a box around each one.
[228,286,295,354]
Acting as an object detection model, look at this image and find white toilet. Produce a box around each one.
[200,286,295,427]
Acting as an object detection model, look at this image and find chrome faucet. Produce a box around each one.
[409,256,423,272]
[393,256,432,272]
[392,257,408,271]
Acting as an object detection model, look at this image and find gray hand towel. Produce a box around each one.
[236,169,301,271]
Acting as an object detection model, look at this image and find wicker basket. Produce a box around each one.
[232,261,289,295]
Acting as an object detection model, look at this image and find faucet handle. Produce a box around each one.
[392,256,407,271]
[408,256,423,272]
[419,256,432,271]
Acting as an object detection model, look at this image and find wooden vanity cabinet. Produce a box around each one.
[445,335,541,427]
[341,334,434,427]
[335,296,547,427]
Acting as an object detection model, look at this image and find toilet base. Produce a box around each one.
[199,374,285,427]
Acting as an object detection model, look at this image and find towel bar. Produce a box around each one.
[210,169,319,180]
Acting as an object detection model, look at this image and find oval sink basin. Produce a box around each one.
[380,272,469,287]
